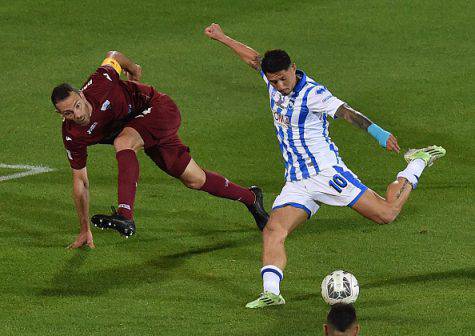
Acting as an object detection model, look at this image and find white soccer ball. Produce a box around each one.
[321,270,359,305]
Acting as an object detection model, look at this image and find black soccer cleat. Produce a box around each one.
[247,186,269,231]
[91,206,136,238]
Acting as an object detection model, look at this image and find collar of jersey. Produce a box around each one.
[292,70,307,96]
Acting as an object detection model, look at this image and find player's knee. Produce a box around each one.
[114,136,133,152]
[181,176,205,190]
[263,221,289,243]
[114,131,143,153]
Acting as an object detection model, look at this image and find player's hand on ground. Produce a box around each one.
[204,23,226,41]
[125,64,142,82]
[67,229,95,249]
[386,134,400,153]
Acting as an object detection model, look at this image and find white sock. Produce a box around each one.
[261,265,283,295]
[397,159,426,188]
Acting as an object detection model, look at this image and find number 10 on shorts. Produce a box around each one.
[329,174,348,193]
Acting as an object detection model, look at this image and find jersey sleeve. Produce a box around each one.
[62,133,88,170]
[307,85,345,119]
[80,65,121,102]
[259,70,270,85]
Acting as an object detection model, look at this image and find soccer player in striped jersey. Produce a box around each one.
[205,23,446,308]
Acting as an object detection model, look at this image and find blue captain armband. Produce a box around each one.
[368,123,391,148]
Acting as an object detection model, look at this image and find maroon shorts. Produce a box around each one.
[126,94,192,178]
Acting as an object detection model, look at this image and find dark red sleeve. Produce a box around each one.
[81,65,121,102]
[62,132,88,170]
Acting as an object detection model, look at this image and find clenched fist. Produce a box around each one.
[204,23,226,41]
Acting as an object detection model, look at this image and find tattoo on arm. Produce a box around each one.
[395,179,410,199]
[335,103,373,130]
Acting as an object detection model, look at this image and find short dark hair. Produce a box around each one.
[261,49,291,74]
[51,83,80,107]
[327,303,357,332]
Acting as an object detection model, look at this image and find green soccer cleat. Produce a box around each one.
[404,145,446,167]
[245,291,286,309]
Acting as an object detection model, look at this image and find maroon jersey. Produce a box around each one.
[62,65,161,169]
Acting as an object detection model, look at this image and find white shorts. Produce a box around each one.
[272,165,368,218]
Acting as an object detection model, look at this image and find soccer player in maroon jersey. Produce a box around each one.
[52,51,268,249]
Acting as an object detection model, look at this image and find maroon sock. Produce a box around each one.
[116,149,139,220]
[200,170,255,206]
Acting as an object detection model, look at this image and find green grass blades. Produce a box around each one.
[1,0,473,335]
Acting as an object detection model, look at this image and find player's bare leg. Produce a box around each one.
[352,145,446,224]
[246,206,307,308]
[179,159,269,230]
[351,182,410,224]
[178,158,206,189]
[262,206,308,269]
[91,127,144,237]
[113,127,144,153]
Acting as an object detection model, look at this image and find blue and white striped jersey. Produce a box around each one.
[261,70,345,182]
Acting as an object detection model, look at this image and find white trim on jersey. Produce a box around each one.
[261,70,345,182]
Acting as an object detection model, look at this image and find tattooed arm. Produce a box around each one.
[204,23,262,71]
[335,103,373,130]
[335,103,400,152]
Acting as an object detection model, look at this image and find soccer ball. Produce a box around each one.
[321,270,359,305]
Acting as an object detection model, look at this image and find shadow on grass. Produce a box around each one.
[288,292,321,302]
[37,240,244,297]
[363,267,474,289]
[2,186,258,248]
[300,217,374,235]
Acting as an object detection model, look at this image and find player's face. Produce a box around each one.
[265,63,297,96]
[55,91,92,126]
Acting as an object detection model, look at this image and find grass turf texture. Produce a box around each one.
[1,0,473,335]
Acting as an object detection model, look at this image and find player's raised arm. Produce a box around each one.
[335,103,400,153]
[68,167,95,249]
[204,23,262,71]
[103,50,142,82]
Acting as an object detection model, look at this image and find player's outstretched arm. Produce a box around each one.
[335,103,400,153]
[68,167,95,249]
[204,23,262,71]
[104,50,142,81]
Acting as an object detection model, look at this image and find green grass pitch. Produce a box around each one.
[1,1,473,335]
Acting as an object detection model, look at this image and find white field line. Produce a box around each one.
[0,163,55,182]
